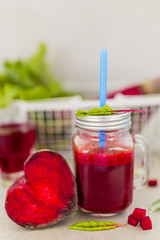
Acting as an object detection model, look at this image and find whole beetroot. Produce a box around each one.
[5,150,77,229]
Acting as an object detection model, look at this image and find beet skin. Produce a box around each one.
[5,150,78,229]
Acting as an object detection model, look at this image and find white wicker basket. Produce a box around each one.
[79,94,160,152]
[0,94,160,152]
[0,96,81,151]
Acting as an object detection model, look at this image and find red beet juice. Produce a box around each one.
[74,146,134,214]
[0,122,35,174]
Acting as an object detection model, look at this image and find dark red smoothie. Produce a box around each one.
[0,122,35,173]
[74,146,134,214]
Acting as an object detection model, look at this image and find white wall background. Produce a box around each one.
[0,0,160,97]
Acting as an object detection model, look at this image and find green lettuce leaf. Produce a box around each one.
[0,43,71,107]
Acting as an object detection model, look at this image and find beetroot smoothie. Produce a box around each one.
[0,122,35,174]
[74,146,134,214]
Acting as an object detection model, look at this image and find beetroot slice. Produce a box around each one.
[140,216,152,230]
[5,150,78,229]
[132,208,146,220]
[128,214,139,226]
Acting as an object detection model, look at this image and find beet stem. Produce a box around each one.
[114,110,145,113]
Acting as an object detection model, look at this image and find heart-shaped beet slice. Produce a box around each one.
[5,150,78,229]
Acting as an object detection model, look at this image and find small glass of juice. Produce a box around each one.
[73,107,151,216]
[0,121,36,186]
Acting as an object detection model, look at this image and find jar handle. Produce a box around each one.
[133,134,151,189]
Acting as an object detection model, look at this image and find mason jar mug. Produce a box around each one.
[73,108,151,215]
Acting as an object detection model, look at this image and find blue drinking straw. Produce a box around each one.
[99,49,107,147]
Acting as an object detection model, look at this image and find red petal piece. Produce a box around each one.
[132,208,146,220]
[140,216,152,230]
[148,179,158,187]
[128,214,139,226]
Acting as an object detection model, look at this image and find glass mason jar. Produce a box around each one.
[73,108,151,216]
[0,121,36,186]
